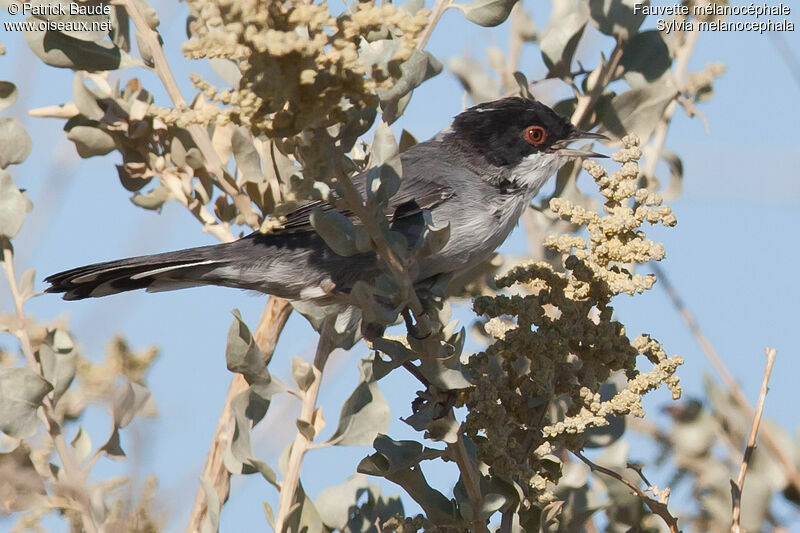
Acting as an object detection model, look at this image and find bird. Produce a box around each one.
[45,97,606,304]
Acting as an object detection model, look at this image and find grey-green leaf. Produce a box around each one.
[328,356,390,446]
[513,71,533,99]
[226,387,271,475]
[419,351,472,391]
[368,122,402,206]
[315,475,371,530]
[660,149,683,201]
[620,31,672,87]
[0,118,32,168]
[414,220,451,259]
[100,427,126,458]
[597,84,677,141]
[37,343,77,406]
[358,438,454,523]
[448,55,501,104]
[358,434,443,475]
[210,58,242,87]
[371,121,400,170]
[376,48,442,103]
[232,127,265,183]
[24,21,139,70]
[73,74,104,120]
[70,427,92,463]
[0,170,28,238]
[540,4,589,78]
[131,186,170,210]
[285,483,325,533]
[0,367,53,439]
[588,0,645,41]
[291,356,315,392]
[456,0,518,27]
[0,81,18,111]
[111,381,150,429]
[226,309,269,384]
[477,493,507,520]
[309,207,359,257]
[399,130,418,153]
[371,338,417,380]
[67,125,116,158]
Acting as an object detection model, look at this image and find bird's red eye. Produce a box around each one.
[525,125,547,146]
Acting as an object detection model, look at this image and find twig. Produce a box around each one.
[730,348,778,533]
[769,33,800,90]
[503,3,524,92]
[382,0,453,124]
[450,433,487,533]
[1,238,99,533]
[274,315,337,533]
[570,38,624,130]
[574,450,680,533]
[416,0,454,52]
[641,26,699,182]
[652,263,800,497]
[186,297,292,533]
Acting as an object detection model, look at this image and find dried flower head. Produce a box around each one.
[465,136,683,505]
[179,0,429,137]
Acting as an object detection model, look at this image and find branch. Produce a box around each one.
[186,297,292,532]
[382,0,453,124]
[416,0,454,53]
[730,348,778,533]
[274,315,337,533]
[570,38,624,130]
[1,238,99,533]
[503,4,525,93]
[652,263,800,498]
[573,450,680,533]
[451,432,487,533]
[641,26,699,182]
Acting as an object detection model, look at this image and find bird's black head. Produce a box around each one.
[449,97,601,167]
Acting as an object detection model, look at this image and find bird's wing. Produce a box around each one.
[273,156,455,235]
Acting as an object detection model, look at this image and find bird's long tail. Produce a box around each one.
[45,243,237,300]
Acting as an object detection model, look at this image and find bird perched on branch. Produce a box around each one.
[46,97,606,303]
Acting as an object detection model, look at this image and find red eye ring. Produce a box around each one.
[525,125,547,146]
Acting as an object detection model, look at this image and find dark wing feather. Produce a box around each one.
[273,156,455,235]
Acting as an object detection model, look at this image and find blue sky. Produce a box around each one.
[1,1,799,531]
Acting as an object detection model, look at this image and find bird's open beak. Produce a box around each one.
[553,129,609,159]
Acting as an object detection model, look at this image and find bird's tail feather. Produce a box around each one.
[45,244,232,300]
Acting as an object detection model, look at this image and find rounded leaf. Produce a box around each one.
[597,83,677,141]
[309,207,359,257]
[588,0,645,41]
[0,368,53,439]
[67,125,116,158]
[456,0,518,27]
[0,117,32,168]
[24,21,138,70]
[0,170,29,238]
[620,31,672,87]
[0,82,18,111]
[539,4,589,78]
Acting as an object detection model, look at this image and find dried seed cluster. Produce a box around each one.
[176,0,429,137]
[465,136,683,505]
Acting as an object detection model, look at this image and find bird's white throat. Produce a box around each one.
[509,152,564,200]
